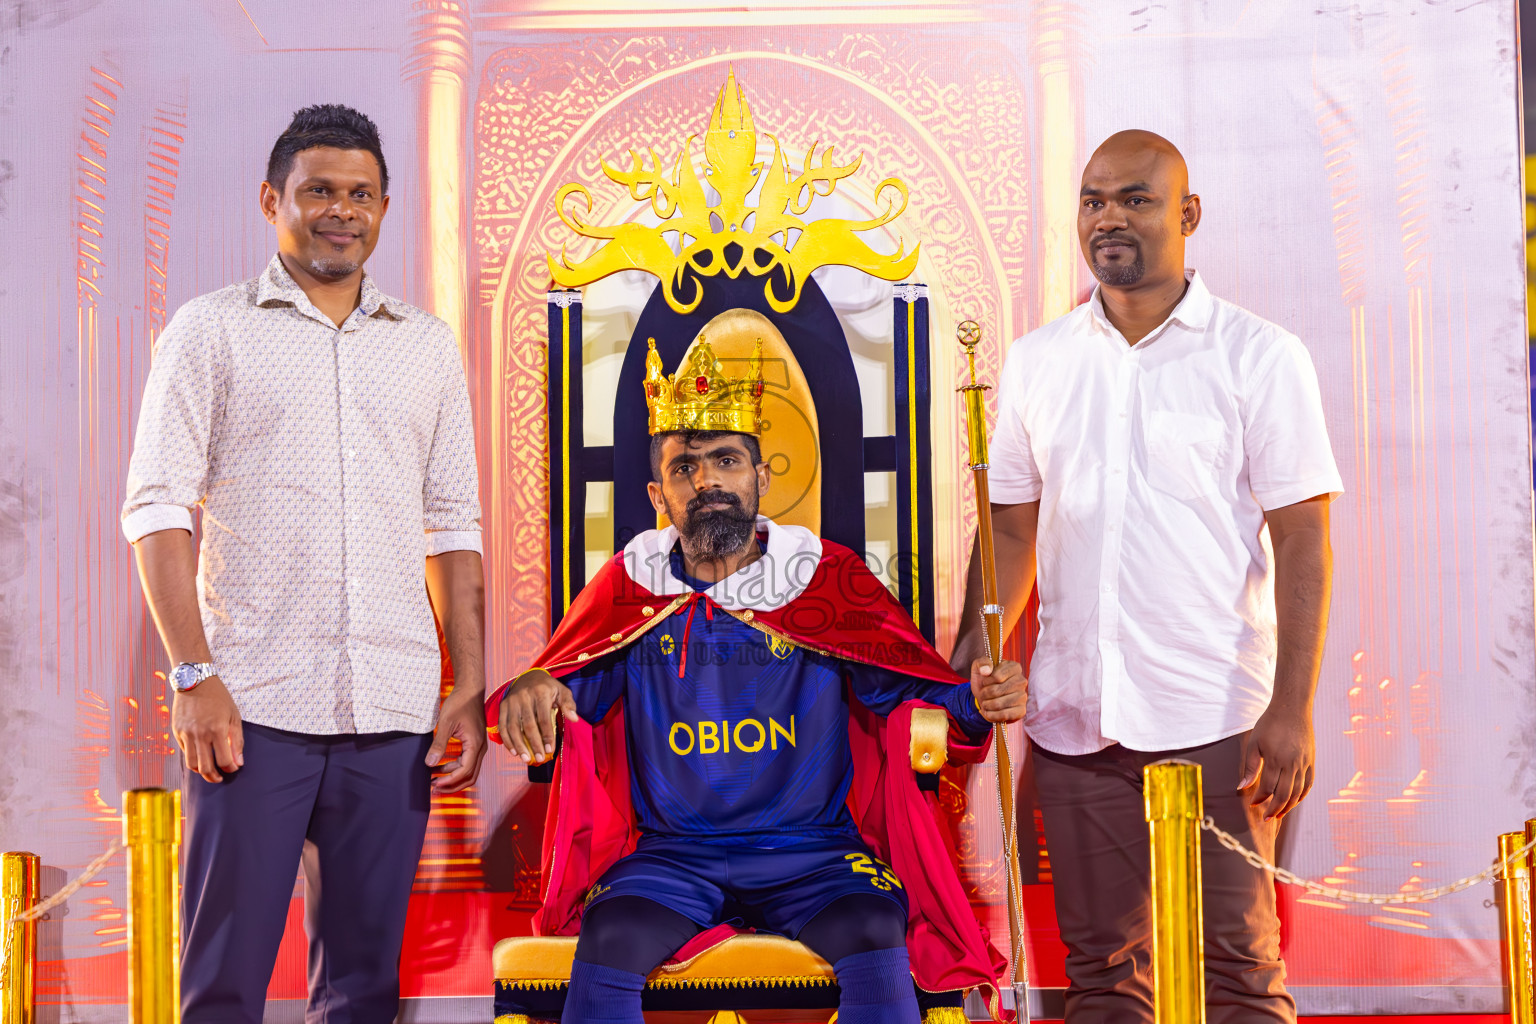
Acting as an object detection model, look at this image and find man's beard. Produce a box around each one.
[675,488,758,561]
[307,255,361,280]
[1091,245,1144,287]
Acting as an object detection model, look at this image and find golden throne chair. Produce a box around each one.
[492,709,959,1024]
[492,70,969,1024]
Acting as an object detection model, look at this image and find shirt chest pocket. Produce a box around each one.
[1144,410,1231,501]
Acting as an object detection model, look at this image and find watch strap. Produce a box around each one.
[172,661,218,691]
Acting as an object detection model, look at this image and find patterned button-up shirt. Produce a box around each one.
[122,254,482,735]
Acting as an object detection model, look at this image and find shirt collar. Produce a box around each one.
[254,253,399,322]
[1087,268,1212,342]
[623,516,824,611]
[356,272,393,319]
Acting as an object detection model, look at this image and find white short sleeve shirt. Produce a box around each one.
[990,270,1342,755]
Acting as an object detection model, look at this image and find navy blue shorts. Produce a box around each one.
[584,833,909,939]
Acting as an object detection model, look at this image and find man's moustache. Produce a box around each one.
[687,491,744,516]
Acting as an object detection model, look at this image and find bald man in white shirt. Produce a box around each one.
[953,131,1339,1023]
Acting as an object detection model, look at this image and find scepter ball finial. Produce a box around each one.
[956,319,981,349]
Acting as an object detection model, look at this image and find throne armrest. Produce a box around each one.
[909,706,949,792]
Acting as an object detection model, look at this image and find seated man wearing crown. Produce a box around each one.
[487,334,1026,1024]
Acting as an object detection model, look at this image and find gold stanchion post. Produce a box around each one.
[1144,760,1205,1024]
[1499,830,1534,1024]
[1524,819,1536,1024]
[124,789,180,1024]
[1,852,39,1024]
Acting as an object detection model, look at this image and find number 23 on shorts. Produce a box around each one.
[845,852,904,891]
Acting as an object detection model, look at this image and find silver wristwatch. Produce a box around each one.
[170,662,218,693]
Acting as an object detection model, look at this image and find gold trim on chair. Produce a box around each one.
[909,706,950,775]
[494,934,838,992]
[652,934,836,987]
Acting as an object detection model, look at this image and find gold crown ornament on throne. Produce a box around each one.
[547,67,918,314]
[643,335,765,435]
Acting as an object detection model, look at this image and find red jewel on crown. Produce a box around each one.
[752,381,763,398]
[695,376,709,394]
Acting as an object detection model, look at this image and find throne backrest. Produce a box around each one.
[543,69,938,640]
[613,273,861,550]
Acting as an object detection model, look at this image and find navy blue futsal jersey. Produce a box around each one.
[563,547,990,847]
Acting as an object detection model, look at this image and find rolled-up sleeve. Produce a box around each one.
[121,302,220,543]
[423,327,483,556]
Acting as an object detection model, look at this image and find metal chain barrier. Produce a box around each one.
[1202,817,1536,905]
[0,841,122,988]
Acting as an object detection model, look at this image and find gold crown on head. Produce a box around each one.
[643,336,765,435]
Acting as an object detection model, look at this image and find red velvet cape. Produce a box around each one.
[487,540,1007,1015]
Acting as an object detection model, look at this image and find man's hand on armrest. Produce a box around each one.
[498,669,579,765]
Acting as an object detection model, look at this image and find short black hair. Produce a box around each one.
[266,104,388,195]
[650,430,762,482]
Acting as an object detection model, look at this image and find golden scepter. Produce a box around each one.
[957,318,1030,1024]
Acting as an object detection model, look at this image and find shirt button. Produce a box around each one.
[1102,583,1113,593]
[641,606,655,617]
[351,513,360,522]
[742,610,754,621]
[345,448,356,459]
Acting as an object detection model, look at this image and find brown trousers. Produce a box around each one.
[1031,733,1295,1024]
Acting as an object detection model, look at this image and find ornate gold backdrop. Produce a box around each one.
[470,32,1037,679]
[467,33,1047,951]
[3,1,1530,1015]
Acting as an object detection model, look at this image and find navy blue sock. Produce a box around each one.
[561,959,645,1024]
[833,946,921,1023]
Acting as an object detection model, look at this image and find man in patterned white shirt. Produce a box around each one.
[122,104,487,1023]
[954,131,1340,1022]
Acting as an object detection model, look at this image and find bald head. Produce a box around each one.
[1087,130,1190,195]
[1077,130,1200,295]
